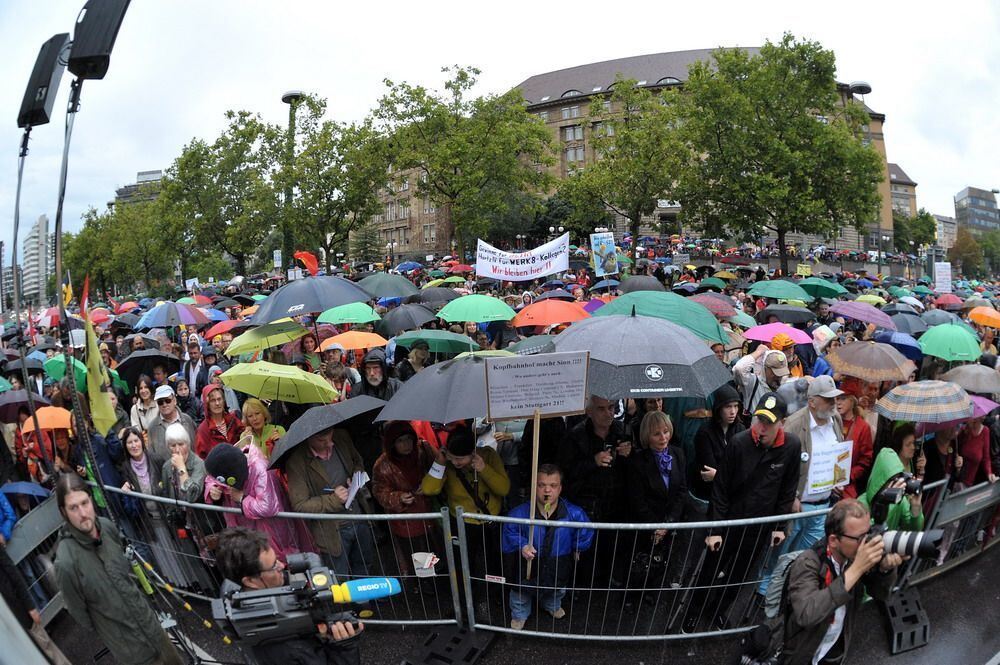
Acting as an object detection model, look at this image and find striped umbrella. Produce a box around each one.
[830,301,895,330]
[690,294,736,318]
[875,380,973,423]
[825,341,916,383]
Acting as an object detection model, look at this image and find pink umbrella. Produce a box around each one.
[744,322,812,345]
[690,293,737,318]
[830,301,896,331]
[280,323,339,357]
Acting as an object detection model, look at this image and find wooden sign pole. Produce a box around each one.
[525,408,541,580]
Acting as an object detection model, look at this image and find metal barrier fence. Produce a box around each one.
[6,496,65,627]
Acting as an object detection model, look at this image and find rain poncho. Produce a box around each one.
[860,448,925,531]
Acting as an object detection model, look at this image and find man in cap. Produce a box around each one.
[771,332,805,377]
[683,392,802,633]
[733,344,792,417]
[146,385,198,467]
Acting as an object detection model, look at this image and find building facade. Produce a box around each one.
[888,163,918,217]
[22,215,49,306]
[370,170,450,261]
[954,187,999,237]
[934,214,957,250]
[2,265,21,312]
[115,170,163,205]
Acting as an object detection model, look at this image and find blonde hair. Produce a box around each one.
[639,410,673,447]
[242,398,271,428]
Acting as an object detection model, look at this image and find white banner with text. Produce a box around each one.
[475,234,570,281]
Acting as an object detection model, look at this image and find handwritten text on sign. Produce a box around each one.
[476,234,570,281]
[485,351,588,421]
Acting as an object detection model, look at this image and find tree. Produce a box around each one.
[350,222,381,263]
[672,34,885,275]
[562,76,684,260]
[894,208,937,252]
[530,191,614,247]
[373,66,554,254]
[110,198,173,291]
[949,226,984,277]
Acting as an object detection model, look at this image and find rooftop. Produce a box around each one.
[888,163,917,187]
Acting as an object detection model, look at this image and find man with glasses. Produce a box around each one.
[146,385,198,467]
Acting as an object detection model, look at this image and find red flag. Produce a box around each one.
[80,275,90,321]
[106,291,119,312]
[294,251,319,277]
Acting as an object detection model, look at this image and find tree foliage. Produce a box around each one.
[893,208,937,252]
[949,226,984,277]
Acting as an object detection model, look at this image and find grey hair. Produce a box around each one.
[164,422,191,446]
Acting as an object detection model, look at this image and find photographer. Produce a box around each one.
[782,499,902,665]
[214,527,362,665]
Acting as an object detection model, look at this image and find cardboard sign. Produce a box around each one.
[934,262,952,294]
[476,234,570,281]
[485,351,589,421]
[590,232,619,277]
[806,438,853,495]
[796,263,812,276]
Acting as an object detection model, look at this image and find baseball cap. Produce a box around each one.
[754,392,788,423]
[764,350,790,377]
[154,385,175,401]
[808,375,844,399]
[771,333,796,351]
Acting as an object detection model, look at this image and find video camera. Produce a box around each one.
[869,473,943,559]
[212,552,401,647]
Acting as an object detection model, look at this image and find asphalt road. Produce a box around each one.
[49,543,1000,665]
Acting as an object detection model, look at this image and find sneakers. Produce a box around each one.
[548,607,566,619]
[510,618,526,630]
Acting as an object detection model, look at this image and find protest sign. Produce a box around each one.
[475,234,569,281]
[485,351,588,421]
[806,438,853,495]
[672,252,690,266]
[934,262,952,294]
[796,263,812,276]
[589,232,619,277]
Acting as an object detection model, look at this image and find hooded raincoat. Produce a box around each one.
[372,421,436,538]
[860,447,925,531]
[195,383,245,459]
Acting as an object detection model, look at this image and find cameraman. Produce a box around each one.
[782,499,902,665]
[214,528,362,665]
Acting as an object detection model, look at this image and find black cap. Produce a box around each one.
[204,444,249,491]
[753,392,787,424]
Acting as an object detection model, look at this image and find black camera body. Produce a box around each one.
[868,474,942,559]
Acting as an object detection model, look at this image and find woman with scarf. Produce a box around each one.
[373,421,441,594]
[195,384,245,459]
[241,398,285,459]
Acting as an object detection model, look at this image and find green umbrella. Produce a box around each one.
[913,285,935,296]
[748,280,812,301]
[0,376,13,393]
[616,254,633,265]
[442,276,466,284]
[44,355,87,392]
[428,269,447,278]
[729,310,757,329]
[918,323,981,361]
[358,273,420,299]
[251,294,268,302]
[220,361,337,404]
[176,296,197,305]
[438,294,516,323]
[699,277,727,291]
[593,291,729,344]
[798,277,847,299]
[226,320,307,357]
[317,302,380,326]
[395,329,480,354]
[507,335,557,355]
[109,368,129,395]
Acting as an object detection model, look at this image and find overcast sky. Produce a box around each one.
[1,0,998,263]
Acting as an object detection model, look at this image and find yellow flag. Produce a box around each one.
[84,317,116,437]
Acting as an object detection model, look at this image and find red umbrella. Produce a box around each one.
[115,301,139,314]
[204,318,253,340]
[934,293,963,311]
[512,300,590,327]
[36,307,61,328]
[448,264,474,274]
[689,294,736,318]
[89,308,112,325]
[191,294,213,306]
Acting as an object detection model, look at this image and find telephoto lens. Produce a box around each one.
[880,529,944,559]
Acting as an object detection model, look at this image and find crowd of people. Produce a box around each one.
[1,255,999,665]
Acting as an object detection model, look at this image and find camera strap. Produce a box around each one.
[456,469,491,515]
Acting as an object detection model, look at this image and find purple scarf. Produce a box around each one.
[653,449,673,489]
[130,454,152,493]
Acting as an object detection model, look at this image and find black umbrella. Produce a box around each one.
[29,339,57,353]
[921,310,955,327]
[533,289,576,302]
[124,333,161,350]
[621,275,666,293]
[5,359,44,376]
[116,349,181,388]
[376,304,436,337]
[375,354,488,424]
[758,305,815,325]
[269,396,386,469]
[405,288,460,305]
[476,277,499,288]
[111,312,141,331]
[0,390,51,423]
[883,303,919,316]
[891,314,928,336]
[233,294,257,307]
[552,314,731,400]
[358,273,420,299]
[214,298,240,309]
[251,275,371,323]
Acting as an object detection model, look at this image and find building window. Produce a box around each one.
[594,122,614,137]
[563,125,583,141]
[399,199,410,219]
[423,224,436,243]
[423,197,436,214]
[602,100,612,113]
[538,111,548,121]
[561,105,580,120]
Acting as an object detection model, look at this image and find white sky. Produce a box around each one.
[1,0,998,263]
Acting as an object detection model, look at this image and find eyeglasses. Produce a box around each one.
[838,532,868,543]
[258,558,282,576]
[156,398,173,405]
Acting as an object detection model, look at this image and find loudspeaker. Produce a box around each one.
[67,0,131,80]
[17,33,70,128]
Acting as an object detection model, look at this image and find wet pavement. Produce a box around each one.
[50,543,1000,664]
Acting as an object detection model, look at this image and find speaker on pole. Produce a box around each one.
[67,0,131,80]
[17,33,70,128]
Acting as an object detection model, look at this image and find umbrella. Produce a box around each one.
[5,359,44,376]
[232,294,257,307]
[204,319,253,340]
[442,276,466,285]
[582,298,607,314]
[227,321,308,357]
[672,282,697,294]
[542,280,565,289]
[620,275,666,293]
[969,306,1000,329]
[220,361,338,404]
[798,277,847,299]
[136,302,211,329]
[825,341,917,382]
[177,295,212,306]
[856,294,887,307]
[964,297,993,310]
[697,277,727,292]
[744,322,812,345]
[44,355,87,392]
[317,303,380,326]
[593,291,729,344]
[507,335,557,356]
[20,406,72,433]
[883,303,919,316]
[422,279,446,289]
[395,329,479,354]
[830,301,895,330]
[758,305,815,325]
[899,296,925,310]
[690,294,736,318]
[111,312,141,331]
[438,295,516,323]
[427,270,447,278]
[359,273,420,299]
[89,308,112,325]
[918,324,982,362]
[268,396,387,469]
[940,364,1000,394]
[890,314,928,336]
[116,350,181,388]
[512,300,589,327]
[875,380,973,423]
[114,301,139,315]
[251,294,268,302]
[934,293,964,311]
[239,305,259,319]
[376,304,437,337]
[747,280,811,302]
[913,285,935,297]
[200,308,230,322]
[321,331,388,351]
[124,333,162,350]
[375,353,491,423]
[214,298,241,309]
[26,350,47,363]
[920,309,955,327]
[251,276,371,323]
[0,481,50,498]
[552,314,732,400]
[405,287,460,305]
[856,278,874,289]
[533,289,577,303]
[0,391,52,423]
[395,261,423,272]
[729,310,757,329]
[590,279,620,291]
[873,331,923,363]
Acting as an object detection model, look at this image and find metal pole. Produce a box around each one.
[281,91,303,277]
[454,507,477,632]
[439,507,464,627]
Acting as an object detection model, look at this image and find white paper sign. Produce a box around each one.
[590,232,619,277]
[673,253,690,266]
[933,262,952,294]
[806,439,853,495]
[475,234,570,281]
[485,351,589,421]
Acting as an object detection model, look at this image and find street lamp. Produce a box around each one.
[281,90,304,274]
[549,225,564,238]
[877,233,891,275]
[515,234,526,250]
[385,241,397,271]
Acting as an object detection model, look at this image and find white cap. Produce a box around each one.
[154,384,175,401]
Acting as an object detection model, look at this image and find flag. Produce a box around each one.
[79,275,90,319]
[106,292,119,313]
[84,316,116,437]
[62,270,73,307]
[294,251,319,277]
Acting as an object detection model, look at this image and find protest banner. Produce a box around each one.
[475,234,569,281]
[934,262,952,294]
[672,252,690,266]
[796,263,813,276]
[806,438,853,495]
[589,232,618,277]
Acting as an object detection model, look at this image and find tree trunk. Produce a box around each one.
[777,229,789,277]
[235,255,247,276]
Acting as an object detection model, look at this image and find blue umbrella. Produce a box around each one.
[874,331,923,363]
[856,278,873,289]
[591,279,621,291]
[672,282,697,293]
[202,308,230,322]
[1,481,50,498]
[654,257,671,264]
[396,261,423,272]
[377,296,403,308]
[138,297,154,308]
[27,350,47,363]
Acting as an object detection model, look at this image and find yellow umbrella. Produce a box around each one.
[715,270,737,279]
[422,279,445,289]
[857,294,887,306]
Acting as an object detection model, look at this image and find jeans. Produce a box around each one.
[327,521,376,581]
[757,502,828,595]
[509,585,567,621]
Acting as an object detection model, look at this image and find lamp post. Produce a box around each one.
[385,241,397,271]
[515,234,525,250]
[549,225,564,239]
[281,90,304,276]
